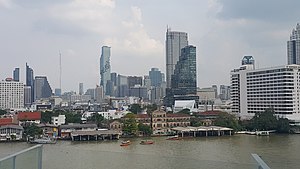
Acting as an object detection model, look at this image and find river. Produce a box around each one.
[1,134,300,169]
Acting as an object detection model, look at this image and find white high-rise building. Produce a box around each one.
[231,57,300,121]
[100,46,111,95]
[0,79,24,109]
[288,23,300,64]
[165,28,188,88]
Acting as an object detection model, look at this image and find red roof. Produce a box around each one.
[0,118,13,126]
[18,112,41,121]
[167,113,190,117]
[136,114,150,118]
[197,111,223,116]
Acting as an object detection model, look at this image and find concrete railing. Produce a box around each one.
[252,153,271,169]
[0,145,42,169]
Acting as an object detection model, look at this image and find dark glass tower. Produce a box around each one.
[288,23,300,65]
[13,68,20,82]
[34,76,52,100]
[26,63,34,103]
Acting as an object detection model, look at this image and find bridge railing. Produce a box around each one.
[0,145,42,169]
[252,153,271,169]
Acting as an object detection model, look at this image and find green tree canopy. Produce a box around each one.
[214,112,241,131]
[129,104,143,114]
[138,123,152,136]
[123,113,138,135]
[24,124,42,137]
[178,108,191,115]
[0,109,7,115]
[87,113,104,127]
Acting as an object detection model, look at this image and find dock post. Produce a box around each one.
[218,130,220,136]
[181,132,184,137]
[206,130,208,137]
[79,135,81,141]
[88,135,90,141]
[194,131,196,137]
[96,135,98,141]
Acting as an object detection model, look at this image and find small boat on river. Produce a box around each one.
[140,140,154,145]
[120,140,131,146]
[30,137,56,144]
[256,131,270,136]
[166,135,181,140]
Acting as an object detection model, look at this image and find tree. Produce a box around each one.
[129,104,143,114]
[145,104,158,114]
[276,118,290,133]
[0,109,7,115]
[64,111,82,124]
[190,117,202,127]
[247,108,278,131]
[122,113,138,135]
[87,113,104,127]
[24,124,42,137]
[41,111,59,123]
[178,108,191,115]
[138,123,152,136]
[214,112,241,131]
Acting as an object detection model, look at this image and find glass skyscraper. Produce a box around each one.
[13,68,20,82]
[288,23,300,64]
[34,76,52,100]
[165,28,188,88]
[149,68,163,87]
[26,63,34,104]
[100,46,111,95]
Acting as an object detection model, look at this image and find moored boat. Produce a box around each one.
[256,131,270,136]
[120,140,131,146]
[140,140,154,145]
[166,135,181,140]
[30,137,56,144]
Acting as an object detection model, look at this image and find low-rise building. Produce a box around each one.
[59,123,97,139]
[109,120,122,131]
[37,123,58,138]
[51,115,66,126]
[17,112,41,125]
[0,125,24,141]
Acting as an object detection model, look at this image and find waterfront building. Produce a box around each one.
[0,79,24,109]
[100,46,111,95]
[37,123,58,138]
[13,68,20,82]
[26,63,34,105]
[59,123,97,139]
[79,83,84,95]
[149,68,163,87]
[0,125,23,141]
[165,28,188,88]
[231,56,300,121]
[287,23,300,64]
[34,76,52,101]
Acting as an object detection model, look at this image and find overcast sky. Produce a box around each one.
[0,0,299,93]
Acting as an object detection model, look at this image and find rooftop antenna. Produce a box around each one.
[59,51,62,91]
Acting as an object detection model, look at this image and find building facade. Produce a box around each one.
[149,68,163,87]
[13,68,20,82]
[100,46,111,95]
[288,23,300,64]
[26,63,34,105]
[231,59,300,120]
[34,76,52,101]
[166,29,188,88]
[0,79,24,109]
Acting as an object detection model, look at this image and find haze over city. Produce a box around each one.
[1,0,300,92]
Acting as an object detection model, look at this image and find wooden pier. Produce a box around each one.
[171,126,233,137]
[71,130,121,141]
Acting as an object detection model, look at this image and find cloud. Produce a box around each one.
[0,0,14,8]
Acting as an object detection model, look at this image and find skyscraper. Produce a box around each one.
[288,23,300,65]
[79,83,84,95]
[149,68,163,87]
[13,68,20,82]
[0,79,24,109]
[100,46,111,95]
[166,28,188,88]
[34,76,52,101]
[26,63,34,104]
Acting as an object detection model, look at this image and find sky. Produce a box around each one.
[0,0,300,93]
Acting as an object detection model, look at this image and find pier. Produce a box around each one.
[71,130,121,141]
[171,126,233,137]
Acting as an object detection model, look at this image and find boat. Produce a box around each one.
[120,140,131,146]
[140,140,154,145]
[166,135,181,140]
[30,137,57,144]
[256,131,270,136]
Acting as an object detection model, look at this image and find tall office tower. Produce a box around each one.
[0,78,24,109]
[79,83,84,95]
[95,85,104,103]
[117,74,128,97]
[13,68,20,82]
[127,76,143,88]
[288,23,300,64]
[111,73,117,86]
[166,28,188,88]
[219,85,230,100]
[24,86,32,107]
[26,63,34,104]
[85,88,96,100]
[242,55,255,69]
[143,75,151,91]
[149,68,163,87]
[100,46,111,95]
[212,85,218,98]
[171,45,197,95]
[34,76,52,101]
[54,88,62,96]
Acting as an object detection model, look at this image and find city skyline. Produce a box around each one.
[1,0,300,92]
